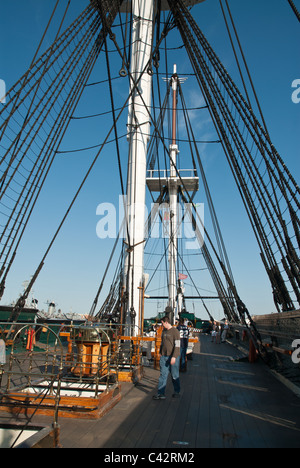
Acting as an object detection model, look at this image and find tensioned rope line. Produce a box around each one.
[5,0,177,324]
[2,0,299,327]
[3,0,124,319]
[0,0,62,144]
[168,0,300,312]
[0,1,120,298]
[219,0,296,265]
[1,23,102,294]
[178,81,235,290]
[0,6,98,209]
[287,0,300,22]
[119,39,242,322]
[104,11,247,323]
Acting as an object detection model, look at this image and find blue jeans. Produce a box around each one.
[180,347,187,370]
[158,356,181,396]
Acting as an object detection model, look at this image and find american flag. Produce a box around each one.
[178,273,188,280]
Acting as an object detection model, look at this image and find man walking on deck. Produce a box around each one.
[153,316,181,400]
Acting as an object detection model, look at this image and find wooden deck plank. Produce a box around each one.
[1,334,300,448]
[217,362,264,448]
[176,365,202,448]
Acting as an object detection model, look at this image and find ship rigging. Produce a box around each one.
[0,0,299,339]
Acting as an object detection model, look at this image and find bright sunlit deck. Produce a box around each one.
[1,334,299,449]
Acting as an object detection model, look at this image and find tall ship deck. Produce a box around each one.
[0,0,299,452]
[1,334,299,449]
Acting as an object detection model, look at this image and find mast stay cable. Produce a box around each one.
[103,10,250,324]
[1,0,298,338]
[168,0,300,313]
[287,0,300,22]
[3,0,124,324]
[0,2,104,298]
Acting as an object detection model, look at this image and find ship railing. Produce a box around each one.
[0,321,146,400]
[0,322,118,400]
[116,324,143,372]
[0,323,64,393]
[56,322,119,395]
[219,317,300,359]
[0,323,62,444]
[92,322,144,373]
[146,168,198,179]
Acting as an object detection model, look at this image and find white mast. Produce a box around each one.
[168,65,179,323]
[125,0,154,335]
[146,63,199,325]
[124,0,205,333]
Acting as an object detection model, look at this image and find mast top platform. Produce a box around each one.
[147,63,199,194]
[120,0,205,13]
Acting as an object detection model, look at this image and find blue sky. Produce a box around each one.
[0,0,299,319]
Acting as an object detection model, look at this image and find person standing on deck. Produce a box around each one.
[221,320,229,343]
[211,321,217,342]
[177,317,190,372]
[215,322,221,344]
[153,316,181,400]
